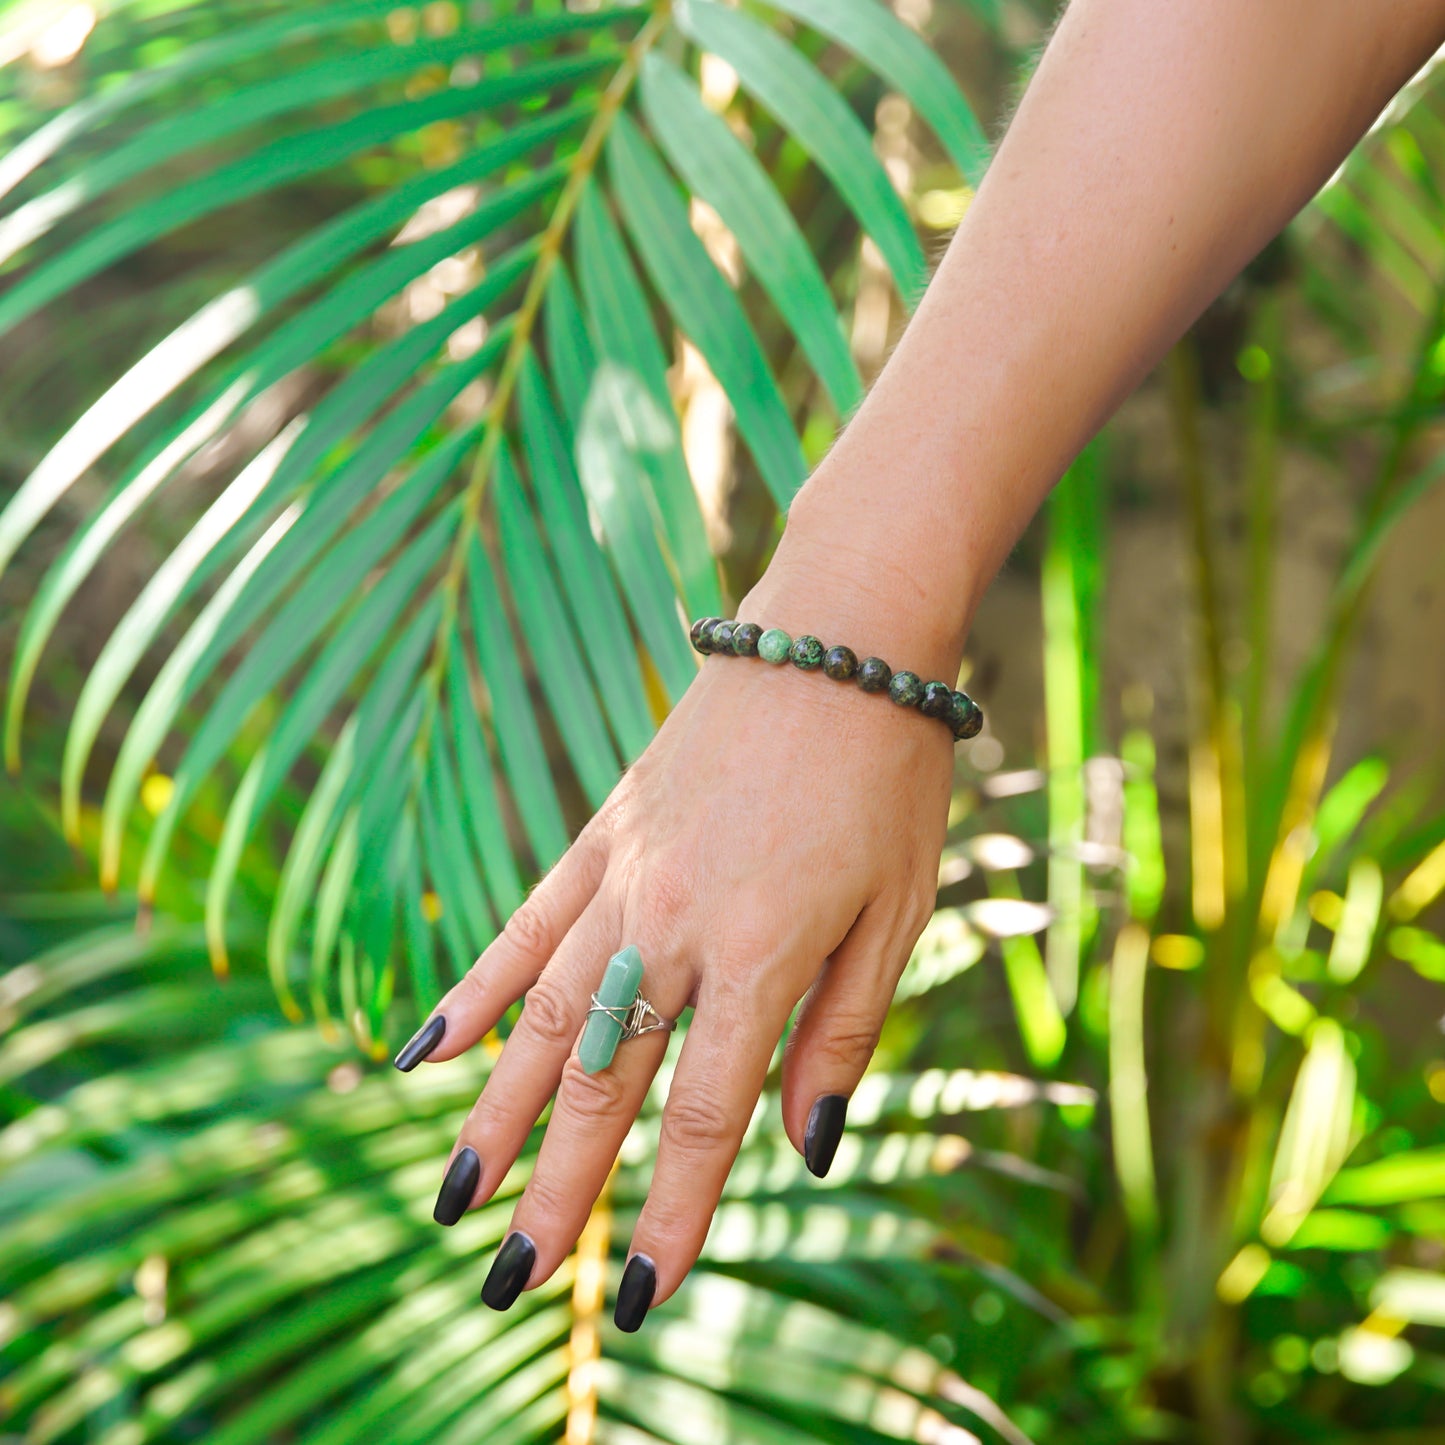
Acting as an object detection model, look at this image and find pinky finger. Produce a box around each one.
[393,823,609,1070]
[780,902,913,1177]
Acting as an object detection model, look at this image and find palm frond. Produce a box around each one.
[0,0,990,1035]
[0,885,1084,1444]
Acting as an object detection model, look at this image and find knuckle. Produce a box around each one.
[910,875,940,924]
[707,957,763,1008]
[634,1200,692,1254]
[639,856,695,941]
[720,904,777,967]
[578,801,617,848]
[659,1095,735,1157]
[522,1168,572,1222]
[559,1054,630,1117]
[502,896,554,961]
[815,1012,883,1069]
[459,955,494,1004]
[519,977,577,1048]
[903,891,937,944]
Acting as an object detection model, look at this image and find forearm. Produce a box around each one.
[759,0,1445,677]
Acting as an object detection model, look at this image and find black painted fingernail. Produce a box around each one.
[804,1094,848,1178]
[481,1231,535,1311]
[432,1147,481,1226]
[393,1014,446,1072]
[614,1253,657,1333]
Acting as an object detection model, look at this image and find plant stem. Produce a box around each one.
[410,3,672,792]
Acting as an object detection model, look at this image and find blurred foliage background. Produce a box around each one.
[2,0,1445,1441]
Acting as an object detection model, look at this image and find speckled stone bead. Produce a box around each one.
[690,617,722,654]
[757,627,792,664]
[920,680,954,719]
[732,622,762,657]
[856,656,892,694]
[687,616,983,740]
[790,635,824,670]
[822,645,858,681]
[889,670,923,707]
[950,690,984,739]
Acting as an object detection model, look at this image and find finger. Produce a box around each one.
[621,964,796,1320]
[441,894,620,1226]
[481,960,692,1307]
[780,900,915,1178]
[393,821,608,1071]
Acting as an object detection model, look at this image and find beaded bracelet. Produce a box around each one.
[689,616,983,742]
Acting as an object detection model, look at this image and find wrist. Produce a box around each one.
[741,495,977,685]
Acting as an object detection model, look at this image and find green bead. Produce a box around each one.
[691,617,722,654]
[579,945,644,1075]
[711,620,737,653]
[857,656,892,693]
[951,690,983,740]
[732,622,763,657]
[945,690,970,733]
[889,670,923,707]
[920,680,954,719]
[822,645,858,681]
[757,627,792,664]
[790,634,824,670]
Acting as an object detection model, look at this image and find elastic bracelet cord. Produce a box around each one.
[689,617,983,743]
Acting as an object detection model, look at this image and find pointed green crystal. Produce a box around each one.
[579,945,644,1074]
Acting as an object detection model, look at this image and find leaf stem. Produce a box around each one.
[410,3,672,792]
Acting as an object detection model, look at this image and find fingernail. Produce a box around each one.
[614,1253,657,1333]
[393,1014,446,1072]
[804,1094,848,1178]
[481,1231,535,1311]
[432,1146,481,1226]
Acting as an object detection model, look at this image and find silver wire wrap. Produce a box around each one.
[587,992,676,1042]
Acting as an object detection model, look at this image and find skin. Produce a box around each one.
[424,0,1445,1309]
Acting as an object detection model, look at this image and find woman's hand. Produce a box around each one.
[397,544,963,1327]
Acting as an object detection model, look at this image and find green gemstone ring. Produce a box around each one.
[579,945,676,1075]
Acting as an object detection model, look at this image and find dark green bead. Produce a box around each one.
[790,634,824,670]
[888,670,923,707]
[732,622,762,657]
[822,645,858,681]
[691,617,722,654]
[920,680,954,719]
[945,691,970,733]
[951,690,983,739]
[857,656,892,693]
[711,620,737,654]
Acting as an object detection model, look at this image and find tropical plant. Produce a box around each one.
[0,0,991,1050]
[981,58,1445,1438]
[1,778,1101,1444]
[6,3,1445,1444]
[0,2,1085,1442]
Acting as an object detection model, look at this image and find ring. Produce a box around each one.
[579,945,676,1074]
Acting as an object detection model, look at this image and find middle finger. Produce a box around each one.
[481,947,693,1308]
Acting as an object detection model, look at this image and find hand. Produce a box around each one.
[398,547,961,1328]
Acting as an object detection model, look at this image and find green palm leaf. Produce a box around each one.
[0,0,989,1036]
[0,880,1077,1443]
